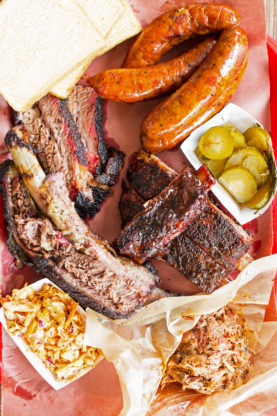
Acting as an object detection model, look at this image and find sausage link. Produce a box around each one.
[141,27,248,153]
[123,4,240,68]
[89,38,216,103]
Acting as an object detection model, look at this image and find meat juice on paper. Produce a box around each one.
[0,0,275,416]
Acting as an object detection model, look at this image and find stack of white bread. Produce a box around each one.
[0,0,141,111]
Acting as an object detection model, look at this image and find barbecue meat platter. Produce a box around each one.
[0,0,276,415]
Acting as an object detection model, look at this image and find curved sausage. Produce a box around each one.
[141,27,248,153]
[90,38,216,103]
[123,4,240,68]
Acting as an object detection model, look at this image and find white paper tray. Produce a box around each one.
[181,103,277,224]
[0,278,99,390]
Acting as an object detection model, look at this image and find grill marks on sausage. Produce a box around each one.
[13,86,124,218]
[0,162,156,319]
[118,152,253,292]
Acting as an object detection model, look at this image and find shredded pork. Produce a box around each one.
[161,307,253,394]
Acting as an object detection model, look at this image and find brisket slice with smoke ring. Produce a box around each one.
[0,160,156,319]
[116,167,210,263]
[13,85,124,218]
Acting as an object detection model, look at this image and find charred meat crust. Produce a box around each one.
[184,202,252,271]
[0,160,33,266]
[127,150,177,200]
[12,110,22,126]
[75,148,124,218]
[94,95,108,174]
[119,180,145,227]
[116,168,208,263]
[164,233,228,293]
[57,98,88,166]
[75,187,109,219]
[4,129,32,152]
[96,148,125,187]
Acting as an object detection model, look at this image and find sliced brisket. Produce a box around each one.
[13,86,124,218]
[116,167,209,263]
[0,161,156,319]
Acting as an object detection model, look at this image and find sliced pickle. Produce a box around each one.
[225,146,270,186]
[198,126,234,160]
[224,123,245,149]
[244,183,271,210]
[244,126,271,152]
[219,167,257,203]
[195,149,226,178]
[206,158,227,178]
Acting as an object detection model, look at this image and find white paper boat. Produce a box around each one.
[181,103,277,224]
[0,278,101,390]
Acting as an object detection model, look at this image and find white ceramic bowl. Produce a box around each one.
[181,103,277,224]
[0,278,101,390]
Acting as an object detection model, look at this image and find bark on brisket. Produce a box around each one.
[93,94,109,175]
[96,147,125,187]
[75,147,125,218]
[57,98,88,166]
[13,86,124,219]
[75,187,109,218]
[116,168,208,263]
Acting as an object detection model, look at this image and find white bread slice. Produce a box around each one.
[106,0,141,47]
[0,0,105,111]
[50,1,141,98]
[76,0,125,37]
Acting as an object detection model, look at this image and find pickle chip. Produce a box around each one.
[219,167,257,203]
[198,126,234,160]
[244,126,271,152]
[244,183,271,210]
[224,123,245,149]
[196,149,226,178]
[225,146,270,186]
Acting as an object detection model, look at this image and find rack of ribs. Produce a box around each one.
[118,150,253,293]
[12,85,124,218]
[116,166,210,263]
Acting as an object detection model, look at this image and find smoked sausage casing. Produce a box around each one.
[90,38,216,103]
[141,27,248,153]
[123,4,240,68]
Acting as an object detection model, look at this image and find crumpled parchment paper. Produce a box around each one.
[85,255,277,416]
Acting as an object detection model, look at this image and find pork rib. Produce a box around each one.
[116,167,209,263]
[118,151,253,292]
[127,149,177,199]
[12,85,124,218]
